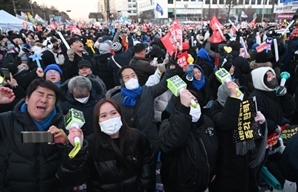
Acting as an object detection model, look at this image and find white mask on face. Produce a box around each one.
[99,117,123,136]
[74,96,89,104]
[124,78,139,90]
[189,105,201,122]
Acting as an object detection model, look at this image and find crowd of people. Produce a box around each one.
[0,17,298,192]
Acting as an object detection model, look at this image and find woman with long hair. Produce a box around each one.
[57,98,155,192]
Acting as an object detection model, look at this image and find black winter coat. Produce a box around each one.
[159,105,218,192]
[249,90,295,135]
[96,53,114,90]
[57,129,155,192]
[0,100,73,192]
[209,97,263,192]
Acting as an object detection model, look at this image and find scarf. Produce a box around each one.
[120,86,142,107]
[55,81,61,87]
[192,76,205,91]
[21,103,57,131]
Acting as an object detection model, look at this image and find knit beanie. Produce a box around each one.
[217,84,230,107]
[99,43,110,54]
[44,64,63,76]
[255,51,269,63]
[112,42,122,52]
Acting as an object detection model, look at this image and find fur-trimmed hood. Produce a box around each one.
[250,60,272,70]
[105,86,121,98]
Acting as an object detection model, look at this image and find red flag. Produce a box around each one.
[210,30,223,43]
[209,16,223,31]
[169,21,183,51]
[177,51,189,70]
[160,32,176,56]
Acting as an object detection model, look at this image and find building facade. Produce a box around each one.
[101,0,275,22]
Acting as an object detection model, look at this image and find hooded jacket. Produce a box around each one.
[250,67,295,134]
[0,99,73,192]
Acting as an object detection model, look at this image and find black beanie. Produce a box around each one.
[255,51,269,63]
[4,63,18,75]
[41,50,56,66]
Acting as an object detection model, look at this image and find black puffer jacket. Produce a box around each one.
[0,100,73,192]
[159,105,218,192]
[58,78,105,136]
[57,129,155,192]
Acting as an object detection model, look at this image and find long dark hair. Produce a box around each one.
[93,98,139,176]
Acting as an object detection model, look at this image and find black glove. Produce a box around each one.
[276,86,287,97]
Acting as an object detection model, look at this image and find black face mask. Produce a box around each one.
[265,77,279,89]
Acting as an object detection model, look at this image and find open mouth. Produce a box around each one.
[37,106,46,111]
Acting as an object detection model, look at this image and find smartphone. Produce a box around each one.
[152,57,158,65]
[1,68,10,80]
[22,48,32,54]
[21,131,54,143]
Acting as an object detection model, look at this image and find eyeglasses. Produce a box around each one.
[47,71,59,75]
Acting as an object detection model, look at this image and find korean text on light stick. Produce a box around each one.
[65,108,85,158]
[167,75,198,108]
[215,68,242,97]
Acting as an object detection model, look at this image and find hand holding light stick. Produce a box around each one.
[167,75,198,108]
[65,108,85,158]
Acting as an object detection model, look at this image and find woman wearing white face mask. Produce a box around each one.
[57,98,155,192]
[159,89,218,192]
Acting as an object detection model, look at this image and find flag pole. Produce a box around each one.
[174,0,177,20]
